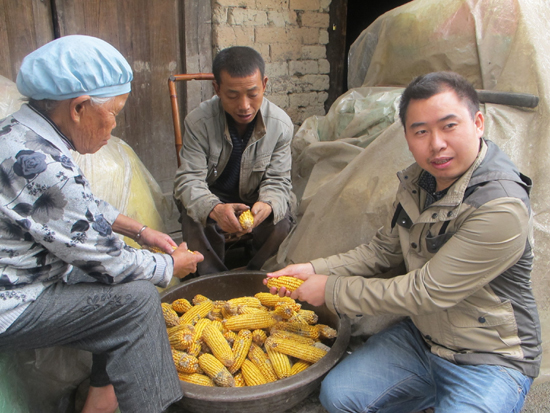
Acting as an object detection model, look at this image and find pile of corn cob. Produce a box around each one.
[162,289,337,387]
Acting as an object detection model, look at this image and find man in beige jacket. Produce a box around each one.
[267,72,541,413]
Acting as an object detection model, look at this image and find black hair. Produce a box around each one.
[212,46,265,84]
[399,71,480,129]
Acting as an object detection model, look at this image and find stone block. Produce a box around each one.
[301,11,330,27]
[268,77,293,94]
[289,91,328,107]
[319,29,329,44]
[214,0,256,7]
[256,0,289,10]
[289,60,319,75]
[294,27,319,44]
[266,93,289,109]
[212,8,228,24]
[270,43,302,60]
[256,27,289,43]
[228,8,268,26]
[266,61,289,77]
[292,74,330,91]
[319,0,331,12]
[267,10,297,27]
[290,0,320,11]
[318,58,330,74]
[301,45,326,59]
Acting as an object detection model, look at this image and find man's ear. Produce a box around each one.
[262,76,268,90]
[474,110,484,138]
[213,81,220,96]
[69,95,92,123]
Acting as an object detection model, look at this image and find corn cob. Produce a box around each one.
[192,294,210,305]
[270,303,297,320]
[227,296,263,308]
[161,303,180,327]
[271,321,320,340]
[266,276,304,293]
[178,372,215,387]
[202,323,235,367]
[270,330,316,346]
[254,293,301,310]
[290,360,311,376]
[317,324,338,339]
[238,209,254,230]
[172,298,193,314]
[290,309,319,325]
[211,319,224,333]
[251,329,267,346]
[181,300,213,325]
[223,313,276,331]
[248,343,278,383]
[187,340,202,357]
[241,359,267,386]
[168,325,195,351]
[238,305,269,316]
[198,353,235,387]
[223,330,237,346]
[233,372,246,387]
[313,342,331,352]
[265,336,327,364]
[266,346,291,379]
[228,329,252,374]
[172,349,201,374]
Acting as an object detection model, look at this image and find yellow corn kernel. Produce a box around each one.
[181,300,213,325]
[247,343,277,383]
[172,349,201,374]
[187,340,202,357]
[198,353,235,387]
[178,372,215,386]
[233,372,246,387]
[241,359,267,386]
[238,209,254,230]
[211,319,224,333]
[270,303,297,320]
[269,329,316,346]
[161,302,180,328]
[172,298,193,314]
[254,293,301,310]
[266,346,291,379]
[228,329,252,374]
[201,324,235,367]
[192,294,210,305]
[251,329,268,346]
[265,336,327,364]
[271,321,320,340]
[238,305,269,316]
[290,360,311,376]
[223,313,276,331]
[317,324,338,339]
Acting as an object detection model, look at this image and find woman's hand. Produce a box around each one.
[171,242,204,278]
[138,226,177,253]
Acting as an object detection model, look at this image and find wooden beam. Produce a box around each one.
[325,0,348,113]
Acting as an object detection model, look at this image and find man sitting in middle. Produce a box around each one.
[174,46,294,276]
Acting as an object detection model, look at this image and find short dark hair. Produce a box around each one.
[212,46,265,84]
[399,71,480,129]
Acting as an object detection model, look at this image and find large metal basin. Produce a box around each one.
[161,271,351,413]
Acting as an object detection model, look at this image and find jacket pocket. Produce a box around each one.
[447,300,521,352]
[244,153,271,196]
[426,231,455,253]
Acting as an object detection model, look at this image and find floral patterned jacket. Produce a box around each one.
[0,104,173,333]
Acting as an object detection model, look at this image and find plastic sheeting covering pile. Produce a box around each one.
[264,0,550,384]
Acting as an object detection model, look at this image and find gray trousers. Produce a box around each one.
[0,280,182,413]
[180,206,293,275]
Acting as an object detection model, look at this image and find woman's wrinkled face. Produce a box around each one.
[72,93,129,154]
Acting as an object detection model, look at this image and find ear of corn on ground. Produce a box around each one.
[162,290,338,388]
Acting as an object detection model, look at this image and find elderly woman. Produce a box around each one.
[0,36,203,413]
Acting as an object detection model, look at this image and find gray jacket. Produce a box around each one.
[312,139,542,377]
[173,96,293,226]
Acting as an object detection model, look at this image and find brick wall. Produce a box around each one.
[212,0,332,127]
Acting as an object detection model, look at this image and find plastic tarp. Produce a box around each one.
[264,0,550,383]
[0,74,174,411]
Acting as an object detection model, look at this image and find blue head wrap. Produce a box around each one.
[16,35,133,101]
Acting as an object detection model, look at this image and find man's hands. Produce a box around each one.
[209,203,249,233]
[172,242,204,278]
[265,263,328,307]
[209,201,273,234]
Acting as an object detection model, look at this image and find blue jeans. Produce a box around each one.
[320,319,533,413]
